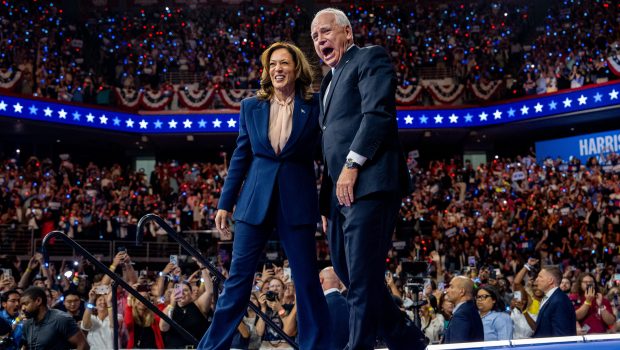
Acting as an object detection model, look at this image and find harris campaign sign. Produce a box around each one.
[536,129,620,163]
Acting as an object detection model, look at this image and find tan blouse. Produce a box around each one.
[268,94,294,155]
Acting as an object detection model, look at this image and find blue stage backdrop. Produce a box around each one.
[536,129,620,163]
[0,81,619,134]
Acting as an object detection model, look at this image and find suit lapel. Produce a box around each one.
[280,95,310,155]
[538,289,556,316]
[252,99,274,155]
[320,46,359,125]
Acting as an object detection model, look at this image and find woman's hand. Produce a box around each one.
[106,289,113,308]
[162,262,176,275]
[88,288,97,304]
[258,293,268,312]
[214,209,232,240]
[267,299,283,315]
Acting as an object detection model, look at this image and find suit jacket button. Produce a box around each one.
[322,126,327,130]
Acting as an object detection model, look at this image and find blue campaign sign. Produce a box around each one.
[536,129,620,163]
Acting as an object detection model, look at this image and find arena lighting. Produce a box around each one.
[0,81,619,133]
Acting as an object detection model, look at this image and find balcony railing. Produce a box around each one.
[1,224,218,263]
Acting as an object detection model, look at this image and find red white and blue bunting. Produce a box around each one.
[114,88,142,110]
[177,87,215,110]
[218,89,256,109]
[396,85,424,105]
[470,80,503,101]
[425,82,465,105]
[0,69,22,91]
[141,89,173,110]
[607,55,620,78]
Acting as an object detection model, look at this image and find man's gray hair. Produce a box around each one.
[312,8,351,28]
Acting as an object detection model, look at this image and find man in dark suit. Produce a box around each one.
[320,267,349,350]
[533,266,577,337]
[443,276,484,343]
[311,8,425,350]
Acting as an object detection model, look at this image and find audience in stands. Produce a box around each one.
[0,1,617,108]
[3,146,620,346]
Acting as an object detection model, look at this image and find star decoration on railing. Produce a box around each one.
[0,82,619,134]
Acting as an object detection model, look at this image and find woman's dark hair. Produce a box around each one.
[477,284,506,312]
[427,294,438,312]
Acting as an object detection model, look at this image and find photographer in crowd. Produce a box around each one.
[255,277,297,350]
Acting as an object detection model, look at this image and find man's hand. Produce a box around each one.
[215,209,232,240]
[527,258,539,266]
[337,167,358,206]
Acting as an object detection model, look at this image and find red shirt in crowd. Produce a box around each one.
[573,295,614,334]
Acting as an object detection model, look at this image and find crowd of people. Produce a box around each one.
[0,155,229,246]
[1,149,620,348]
[0,0,618,107]
[0,1,306,105]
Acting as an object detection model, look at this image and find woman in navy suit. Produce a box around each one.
[197,42,330,350]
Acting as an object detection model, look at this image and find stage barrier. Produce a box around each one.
[425,334,620,350]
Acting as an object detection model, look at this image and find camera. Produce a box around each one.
[401,261,430,293]
[400,261,429,329]
[95,285,110,294]
[265,291,278,302]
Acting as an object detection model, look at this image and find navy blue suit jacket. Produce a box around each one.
[533,288,577,338]
[325,291,349,350]
[443,300,484,344]
[318,45,411,215]
[218,94,321,225]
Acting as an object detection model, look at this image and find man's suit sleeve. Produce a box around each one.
[218,99,253,211]
[446,310,471,343]
[349,46,396,160]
